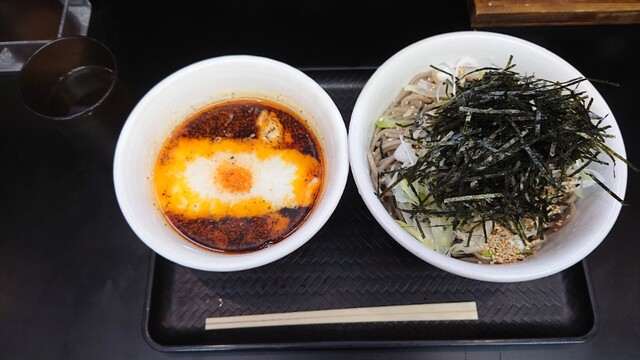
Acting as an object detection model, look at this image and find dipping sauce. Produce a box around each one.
[154,98,324,253]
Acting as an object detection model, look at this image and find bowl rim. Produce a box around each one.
[114,55,349,271]
[348,31,628,282]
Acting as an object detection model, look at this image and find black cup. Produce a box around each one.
[19,36,130,165]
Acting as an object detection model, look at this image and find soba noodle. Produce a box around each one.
[368,65,584,264]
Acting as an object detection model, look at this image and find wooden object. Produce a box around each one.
[469,0,640,27]
[205,302,478,330]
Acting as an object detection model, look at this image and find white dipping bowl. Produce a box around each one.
[349,31,628,282]
[114,55,348,271]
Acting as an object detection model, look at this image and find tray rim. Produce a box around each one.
[140,68,599,351]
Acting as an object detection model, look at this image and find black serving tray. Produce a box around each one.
[142,69,598,351]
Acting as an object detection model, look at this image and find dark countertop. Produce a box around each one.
[1,1,639,359]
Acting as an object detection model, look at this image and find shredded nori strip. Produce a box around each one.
[381,59,636,237]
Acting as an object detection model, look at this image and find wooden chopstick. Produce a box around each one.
[205,301,478,330]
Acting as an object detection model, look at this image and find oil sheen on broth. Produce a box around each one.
[154,98,323,253]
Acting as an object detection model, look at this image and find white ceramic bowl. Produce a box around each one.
[349,31,628,282]
[114,55,348,271]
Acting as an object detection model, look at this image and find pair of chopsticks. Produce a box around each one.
[205,301,478,330]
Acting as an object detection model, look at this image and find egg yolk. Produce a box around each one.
[215,162,253,194]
